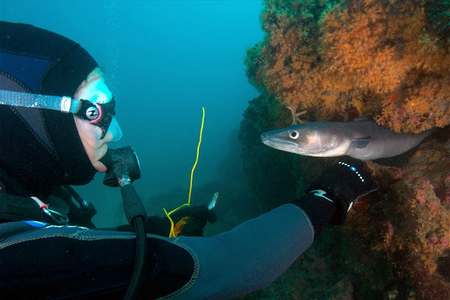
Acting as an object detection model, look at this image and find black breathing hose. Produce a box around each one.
[124,216,147,300]
[120,183,148,300]
[100,147,147,300]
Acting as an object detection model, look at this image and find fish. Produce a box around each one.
[260,119,433,161]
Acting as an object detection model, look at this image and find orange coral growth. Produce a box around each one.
[254,0,450,132]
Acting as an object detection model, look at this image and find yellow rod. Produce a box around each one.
[163,106,206,237]
[187,106,206,205]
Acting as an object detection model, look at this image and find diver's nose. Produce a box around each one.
[107,117,123,142]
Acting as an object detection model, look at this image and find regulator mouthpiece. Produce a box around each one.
[100,146,141,187]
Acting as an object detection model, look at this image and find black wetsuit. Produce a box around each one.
[0,187,318,299]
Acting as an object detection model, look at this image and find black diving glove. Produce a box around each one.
[117,205,216,237]
[294,160,377,235]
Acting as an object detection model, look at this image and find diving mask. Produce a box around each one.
[0,89,121,140]
[72,68,122,141]
[75,97,117,138]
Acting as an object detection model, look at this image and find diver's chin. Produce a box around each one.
[92,161,107,173]
[92,144,109,172]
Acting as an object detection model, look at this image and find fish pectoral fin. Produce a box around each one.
[351,136,371,148]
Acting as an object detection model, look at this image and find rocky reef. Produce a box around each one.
[247,0,449,133]
[240,0,449,299]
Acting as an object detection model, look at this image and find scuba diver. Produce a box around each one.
[0,21,377,300]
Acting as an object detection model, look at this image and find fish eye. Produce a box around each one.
[289,130,299,140]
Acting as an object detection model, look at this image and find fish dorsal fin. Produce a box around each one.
[351,136,371,148]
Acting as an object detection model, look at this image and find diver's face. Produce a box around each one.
[74,68,122,172]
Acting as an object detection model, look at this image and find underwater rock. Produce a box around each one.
[240,0,450,299]
[362,140,450,299]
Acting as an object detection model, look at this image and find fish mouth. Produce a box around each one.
[260,132,326,155]
[260,133,298,151]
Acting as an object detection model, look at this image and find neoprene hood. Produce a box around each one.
[0,21,98,197]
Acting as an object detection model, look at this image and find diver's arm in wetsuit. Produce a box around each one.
[0,161,376,300]
[0,201,318,299]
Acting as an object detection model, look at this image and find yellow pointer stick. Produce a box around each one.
[164,107,206,237]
